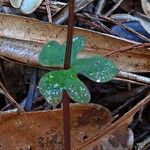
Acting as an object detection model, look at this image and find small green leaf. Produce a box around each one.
[39,36,86,67]
[64,36,86,54]
[72,56,118,83]
[38,69,91,105]
[65,77,90,103]
[38,71,64,106]
[39,41,65,66]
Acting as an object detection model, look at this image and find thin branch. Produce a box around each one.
[105,0,124,16]
[0,81,24,112]
[45,0,52,22]
[105,43,150,57]
[95,0,106,15]
[117,71,150,85]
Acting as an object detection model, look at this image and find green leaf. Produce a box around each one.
[72,56,118,83]
[38,69,91,105]
[39,36,86,67]
[39,41,65,66]
[38,70,64,106]
[65,77,90,103]
[64,36,86,54]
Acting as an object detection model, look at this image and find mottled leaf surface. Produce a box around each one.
[38,69,91,105]
[38,37,118,105]
[39,36,86,66]
[65,77,91,103]
[72,56,119,83]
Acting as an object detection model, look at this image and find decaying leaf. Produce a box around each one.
[77,94,150,150]
[0,104,112,149]
[0,13,150,72]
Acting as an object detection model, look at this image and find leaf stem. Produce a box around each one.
[64,0,75,69]
[63,0,75,149]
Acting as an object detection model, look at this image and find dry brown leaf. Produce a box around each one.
[77,94,150,150]
[0,104,112,150]
[0,13,150,72]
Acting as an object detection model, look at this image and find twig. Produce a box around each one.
[117,71,150,85]
[24,69,37,112]
[98,15,150,42]
[82,13,111,33]
[53,0,93,24]
[95,0,106,15]
[114,78,149,86]
[0,81,24,112]
[112,86,150,116]
[105,43,150,57]
[104,0,124,16]
[45,0,52,22]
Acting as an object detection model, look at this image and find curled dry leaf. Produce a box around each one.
[0,13,150,72]
[0,104,112,149]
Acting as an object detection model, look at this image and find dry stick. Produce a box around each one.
[105,42,150,57]
[104,0,124,16]
[114,78,148,86]
[82,13,112,33]
[117,71,150,85]
[53,0,93,24]
[95,0,106,15]
[105,43,150,85]
[96,14,150,42]
[45,0,52,22]
[62,0,75,149]
[0,81,24,112]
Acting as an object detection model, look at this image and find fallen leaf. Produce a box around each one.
[0,13,150,72]
[76,94,150,150]
[0,104,112,149]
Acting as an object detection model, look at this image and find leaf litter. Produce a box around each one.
[0,0,150,149]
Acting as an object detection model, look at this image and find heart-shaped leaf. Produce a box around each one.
[38,69,91,105]
[38,71,64,106]
[72,56,118,83]
[39,41,65,66]
[38,36,86,67]
[65,77,90,103]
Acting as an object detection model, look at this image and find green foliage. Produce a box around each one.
[39,36,86,66]
[39,70,90,106]
[71,56,118,83]
[38,36,118,106]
